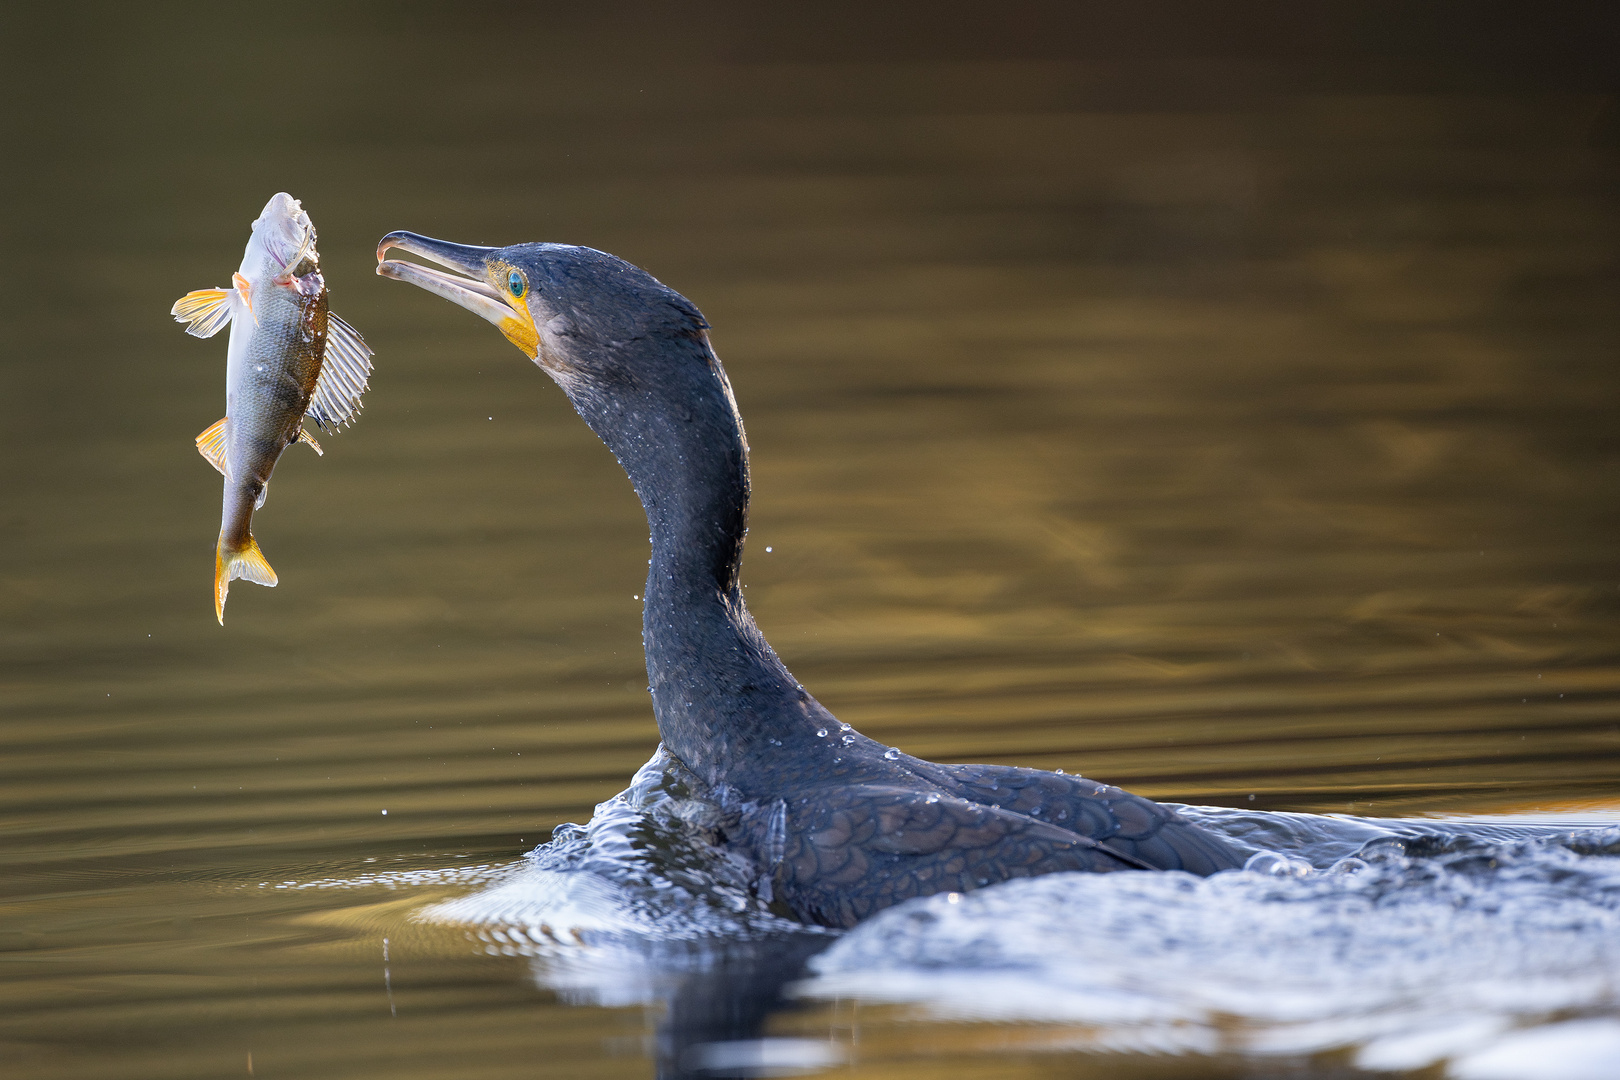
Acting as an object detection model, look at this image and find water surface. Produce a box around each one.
[2,5,1618,1078]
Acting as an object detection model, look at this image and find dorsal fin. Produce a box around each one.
[306,313,373,433]
[172,289,235,338]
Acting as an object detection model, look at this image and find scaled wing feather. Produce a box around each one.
[306,313,374,432]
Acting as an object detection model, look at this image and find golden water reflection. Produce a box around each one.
[2,5,1618,1078]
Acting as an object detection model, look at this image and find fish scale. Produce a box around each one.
[172,193,373,623]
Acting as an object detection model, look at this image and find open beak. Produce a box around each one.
[376,232,539,357]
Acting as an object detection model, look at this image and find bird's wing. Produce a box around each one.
[919,761,1247,875]
[766,785,1139,928]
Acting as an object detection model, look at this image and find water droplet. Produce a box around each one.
[839,722,851,732]
[883,748,900,760]
[841,734,855,746]
[1054,767,1065,775]
[816,729,827,738]
[925,793,940,804]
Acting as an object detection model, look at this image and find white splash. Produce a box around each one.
[800,826,1620,1077]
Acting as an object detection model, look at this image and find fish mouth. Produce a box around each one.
[256,193,316,271]
[376,232,539,358]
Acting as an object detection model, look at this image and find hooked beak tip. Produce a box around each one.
[373,231,495,277]
[376,231,409,264]
[374,233,537,359]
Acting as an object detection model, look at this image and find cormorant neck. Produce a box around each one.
[558,334,831,787]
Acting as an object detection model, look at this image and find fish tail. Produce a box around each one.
[214,533,278,624]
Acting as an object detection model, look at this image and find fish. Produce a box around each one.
[171,193,373,624]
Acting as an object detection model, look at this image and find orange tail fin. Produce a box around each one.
[214,534,278,624]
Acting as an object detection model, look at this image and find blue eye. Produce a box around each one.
[507,271,526,298]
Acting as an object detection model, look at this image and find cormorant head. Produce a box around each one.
[376,233,710,393]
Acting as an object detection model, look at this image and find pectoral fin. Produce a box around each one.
[232,273,258,326]
[172,289,235,338]
[306,313,374,432]
[195,417,229,475]
[297,428,323,455]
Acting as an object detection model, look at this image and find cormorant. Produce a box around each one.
[376,234,1246,928]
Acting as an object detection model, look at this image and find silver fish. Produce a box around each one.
[172,193,373,623]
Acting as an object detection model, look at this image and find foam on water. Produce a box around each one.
[803,824,1620,1075]
[419,749,814,946]
[412,752,1620,1074]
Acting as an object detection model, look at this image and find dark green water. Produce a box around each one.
[2,4,1618,1078]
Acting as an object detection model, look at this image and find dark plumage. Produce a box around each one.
[377,235,1247,929]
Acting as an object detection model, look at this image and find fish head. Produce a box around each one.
[241,193,317,283]
[376,234,708,388]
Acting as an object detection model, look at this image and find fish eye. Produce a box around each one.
[507,270,526,298]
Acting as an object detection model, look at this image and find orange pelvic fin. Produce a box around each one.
[196,417,230,475]
[214,534,278,624]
